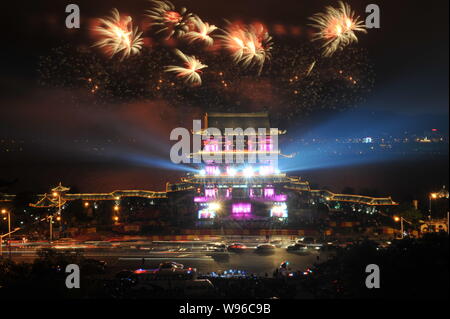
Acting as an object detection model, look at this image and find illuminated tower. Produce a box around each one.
[189,112,292,220]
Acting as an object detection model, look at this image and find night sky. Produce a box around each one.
[0,0,448,199]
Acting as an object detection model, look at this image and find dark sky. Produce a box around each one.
[0,0,448,195]
[2,0,448,113]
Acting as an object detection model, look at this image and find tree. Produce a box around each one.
[394,203,423,223]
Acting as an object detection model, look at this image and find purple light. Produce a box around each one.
[259,138,273,152]
[194,197,208,203]
[271,194,287,201]
[205,189,216,198]
[205,166,220,175]
[264,188,275,197]
[204,139,219,152]
[232,203,252,214]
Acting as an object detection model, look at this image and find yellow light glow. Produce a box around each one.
[209,203,221,211]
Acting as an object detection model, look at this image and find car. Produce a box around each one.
[227,243,247,252]
[208,242,227,252]
[296,237,323,250]
[269,240,283,248]
[256,243,276,254]
[159,261,184,270]
[296,237,316,244]
[286,243,308,251]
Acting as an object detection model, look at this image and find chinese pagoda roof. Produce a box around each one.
[29,193,58,208]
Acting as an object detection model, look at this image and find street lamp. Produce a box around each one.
[428,186,450,233]
[1,209,11,240]
[429,186,449,218]
[48,215,54,243]
[394,216,413,239]
[52,191,63,217]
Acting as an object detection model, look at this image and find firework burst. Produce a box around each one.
[165,49,208,86]
[309,1,366,57]
[146,0,194,39]
[92,8,144,60]
[219,22,273,75]
[183,16,218,46]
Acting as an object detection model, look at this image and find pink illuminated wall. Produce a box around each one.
[205,166,220,175]
[204,139,219,152]
[232,203,251,213]
[232,203,252,219]
[259,138,273,152]
[264,188,275,197]
[205,188,217,198]
[194,197,208,203]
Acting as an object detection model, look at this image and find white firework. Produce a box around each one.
[165,49,208,86]
[219,22,273,75]
[183,16,218,46]
[93,8,144,60]
[309,1,366,57]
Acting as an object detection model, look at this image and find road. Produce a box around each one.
[2,238,332,276]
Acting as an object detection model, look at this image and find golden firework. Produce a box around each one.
[183,16,218,46]
[146,0,194,39]
[165,49,207,86]
[219,22,273,75]
[93,8,143,60]
[309,1,366,57]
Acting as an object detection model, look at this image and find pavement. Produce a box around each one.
[2,237,332,276]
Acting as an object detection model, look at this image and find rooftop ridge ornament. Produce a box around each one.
[51,182,71,193]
